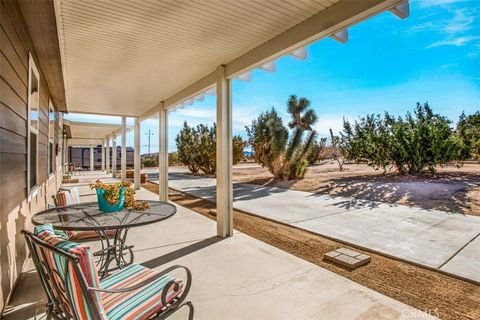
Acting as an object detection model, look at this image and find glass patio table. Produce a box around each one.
[32,201,176,278]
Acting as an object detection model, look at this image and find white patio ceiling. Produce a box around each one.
[55,0,406,118]
[65,120,132,145]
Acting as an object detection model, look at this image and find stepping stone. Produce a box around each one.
[324,248,371,270]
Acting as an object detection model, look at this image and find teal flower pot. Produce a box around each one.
[96,187,126,212]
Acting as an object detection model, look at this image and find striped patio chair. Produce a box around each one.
[53,187,115,241]
[23,225,193,320]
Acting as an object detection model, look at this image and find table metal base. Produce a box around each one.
[93,228,134,278]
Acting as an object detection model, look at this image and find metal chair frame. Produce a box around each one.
[22,230,194,320]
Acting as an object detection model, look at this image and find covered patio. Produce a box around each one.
[3,171,430,320]
[54,0,410,238]
[0,0,426,319]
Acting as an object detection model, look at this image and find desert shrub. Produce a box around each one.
[341,102,465,175]
[246,95,318,179]
[175,122,246,175]
[142,156,158,167]
[233,136,247,164]
[169,152,180,166]
[329,128,346,171]
[456,111,480,160]
[176,122,200,173]
[341,114,391,172]
[307,137,326,164]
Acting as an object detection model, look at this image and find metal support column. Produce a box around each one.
[121,116,127,181]
[134,118,141,190]
[216,65,233,237]
[112,135,117,178]
[101,139,105,171]
[106,136,111,174]
[158,104,169,202]
[89,146,94,171]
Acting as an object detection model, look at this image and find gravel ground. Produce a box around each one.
[230,162,480,216]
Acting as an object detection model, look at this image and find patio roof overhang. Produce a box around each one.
[64,120,132,146]
[54,0,409,119]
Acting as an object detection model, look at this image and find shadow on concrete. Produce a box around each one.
[1,269,47,320]
[169,173,288,202]
[140,236,223,269]
[308,172,479,214]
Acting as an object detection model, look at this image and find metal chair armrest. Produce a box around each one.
[88,265,192,298]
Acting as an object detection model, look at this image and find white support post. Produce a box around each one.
[106,136,111,174]
[158,103,169,202]
[89,146,94,171]
[63,133,68,174]
[112,135,117,178]
[101,139,106,171]
[216,65,233,237]
[134,118,141,190]
[121,116,127,181]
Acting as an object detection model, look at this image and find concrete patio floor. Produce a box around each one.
[4,171,434,319]
[166,171,480,284]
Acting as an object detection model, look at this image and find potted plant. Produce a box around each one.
[90,180,149,212]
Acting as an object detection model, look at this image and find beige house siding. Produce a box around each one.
[0,0,64,313]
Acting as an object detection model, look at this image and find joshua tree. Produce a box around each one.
[246,95,318,179]
[284,95,318,179]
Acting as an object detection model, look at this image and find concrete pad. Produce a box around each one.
[167,173,480,283]
[127,206,432,320]
[293,206,480,269]
[440,234,480,283]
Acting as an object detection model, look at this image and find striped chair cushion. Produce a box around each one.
[56,189,81,238]
[68,187,81,204]
[100,264,184,320]
[34,224,106,319]
[56,190,77,207]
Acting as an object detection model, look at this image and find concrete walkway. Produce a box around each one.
[4,171,433,320]
[167,172,480,284]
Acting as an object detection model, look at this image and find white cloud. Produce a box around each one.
[313,114,355,138]
[428,35,480,48]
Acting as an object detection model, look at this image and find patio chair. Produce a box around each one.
[52,187,116,241]
[23,225,194,320]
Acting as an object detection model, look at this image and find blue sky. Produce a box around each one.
[66,0,479,154]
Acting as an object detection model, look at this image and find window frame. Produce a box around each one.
[27,53,40,195]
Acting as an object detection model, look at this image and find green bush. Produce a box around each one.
[142,156,158,168]
[457,111,480,160]
[246,95,318,179]
[341,103,466,175]
[175,122,246,175]
[169,152,180,166]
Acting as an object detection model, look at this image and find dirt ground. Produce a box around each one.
[231,162,480,216]
[143,182,480,320]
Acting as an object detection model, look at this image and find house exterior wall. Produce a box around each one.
[0,0,65,313]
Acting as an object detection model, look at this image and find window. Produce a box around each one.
[28,54,40,191]
[48,101,55,176]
